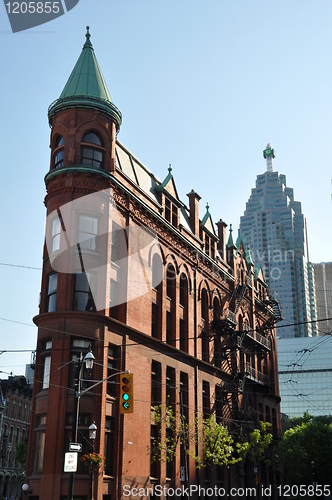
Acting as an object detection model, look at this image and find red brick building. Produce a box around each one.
[25,28,281,500]
[0,375,32,498]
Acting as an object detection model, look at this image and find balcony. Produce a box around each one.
[246,362,272,387]
[246,329,271,350]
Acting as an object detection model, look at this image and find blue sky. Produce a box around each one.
[1,1,331,376]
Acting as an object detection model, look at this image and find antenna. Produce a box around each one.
[263,143,276,172]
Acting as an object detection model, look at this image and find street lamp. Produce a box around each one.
[22,483,31,495]
[67,345,95,500]
[89,421,97,500]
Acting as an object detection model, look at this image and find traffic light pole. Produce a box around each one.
[67,368,129,500]
[67,353,83,500]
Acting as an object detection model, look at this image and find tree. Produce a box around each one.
[248,421,273,467]
[281,416,332,485]
[149,404,249,470]
[15,442,28,468]
[190,414,248,469]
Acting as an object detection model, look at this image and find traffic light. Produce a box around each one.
[119,373,133,414]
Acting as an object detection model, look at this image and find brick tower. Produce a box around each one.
[26,27,123,500]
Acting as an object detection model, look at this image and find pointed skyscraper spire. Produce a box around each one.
[263,143,276,172]
[48,27,122,130]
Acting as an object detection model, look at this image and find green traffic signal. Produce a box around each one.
[120,374,133,414]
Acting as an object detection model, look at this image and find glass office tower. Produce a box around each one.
[240,144,317,338]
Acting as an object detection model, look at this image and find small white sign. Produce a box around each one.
[180,466,186,482]
[64,452,78,472]
[69,442,82,452]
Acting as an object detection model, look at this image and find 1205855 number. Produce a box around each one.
[5,2,60,14]
[277,484,331,497]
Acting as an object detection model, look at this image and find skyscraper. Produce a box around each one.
[313,262,332,335]
[240,144,317,338]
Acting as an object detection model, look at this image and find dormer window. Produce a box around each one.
[204,233,215,259]
[81,132,104,169]
[164,197,178,228]
[54,136,65,169]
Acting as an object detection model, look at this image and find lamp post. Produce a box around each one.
[311,460,316,499]
[67,345,95,500]
[89,421,97,500]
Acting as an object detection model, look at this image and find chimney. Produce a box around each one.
[187,190,201,238]
[216,219,227,261]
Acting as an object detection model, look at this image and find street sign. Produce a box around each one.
[64,452,78,472]
[69,442,82,452]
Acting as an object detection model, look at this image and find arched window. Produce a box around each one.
[201,289,209,362]
[166,264,176,346]
[151,254,163,339]
[54,135,64,169]
[179,273,188,352]
[81,132,104,169]
[213,297,221,367]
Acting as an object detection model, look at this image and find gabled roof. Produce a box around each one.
[254,265,265,282]
[48,27,122,129]
[155,165,181,203]
[200,203,218,240]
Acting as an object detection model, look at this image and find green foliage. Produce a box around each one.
[248,421,273,467]
[191,414,249,468]
[148,405,250,470]
[281,416,332,485]
[14,442,28,468]
[149,403,187,464]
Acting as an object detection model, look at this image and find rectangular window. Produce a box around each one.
[32,426,46,473]
[52,217,61,252]
[104,417,115,476]
[165,198,171,223]
[107,345,118,397]
[42,356,51,389]
[202,381,210,418]
[47,273,57,312]
[78,215,98,251]
[151,361,161,407]
[172,205,178,227]
[74,272,96,312]
[180,372,189,422]
[166,367,175,409]
[166,311,172,345]
[150,424,159,479]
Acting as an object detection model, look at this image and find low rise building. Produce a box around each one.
[0,376,32,498]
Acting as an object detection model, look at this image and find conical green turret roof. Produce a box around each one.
[48,27,121,130]
[226,224,236,249]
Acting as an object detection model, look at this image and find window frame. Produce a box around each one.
[47,273,57,312]
[81,132,105,169]
[53,135,65,169]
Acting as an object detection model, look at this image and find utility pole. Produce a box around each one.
[179,390,189,490]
